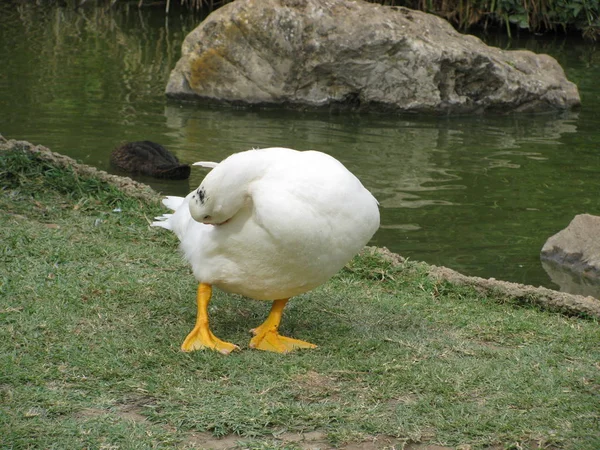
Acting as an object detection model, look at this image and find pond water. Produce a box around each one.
[1,2,600,295]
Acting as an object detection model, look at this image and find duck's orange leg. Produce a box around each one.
[249,299,317,353]
[181,283,239,354]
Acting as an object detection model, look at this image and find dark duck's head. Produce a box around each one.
[110,141,190,180]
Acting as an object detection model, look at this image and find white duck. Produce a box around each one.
[152,147,380,354]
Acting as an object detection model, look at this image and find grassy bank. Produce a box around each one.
[1,142,599,449]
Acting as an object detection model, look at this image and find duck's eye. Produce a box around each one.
[203,215,211,220]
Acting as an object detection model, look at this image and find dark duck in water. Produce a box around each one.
[110,141,191,180]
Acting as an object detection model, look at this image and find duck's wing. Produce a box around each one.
[249,180,332,246]
[249,150,379,244]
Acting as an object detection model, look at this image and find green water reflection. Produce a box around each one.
[1,2,599,293]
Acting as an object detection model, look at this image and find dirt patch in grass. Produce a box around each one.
[116,404,150,423]
[75,405,148,424]
[185,430,450,449]
[74,407,110,420]
[74,394,156,424]
[291,370,341,402]
[73,407,444,449]
[184,432,243,449]
[164,431,557,449]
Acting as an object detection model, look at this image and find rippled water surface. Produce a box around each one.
[2,2,600,294]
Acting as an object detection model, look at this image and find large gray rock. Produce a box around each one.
[541,214,600,285]
[166,0,580,114]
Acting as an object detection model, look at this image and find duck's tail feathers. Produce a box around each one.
[150,195,191,240]
[150,196,186,230]
[162,195,186,211]
[151,214,174,229]
[192,161,218,168]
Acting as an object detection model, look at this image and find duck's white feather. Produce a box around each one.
[162,195,186,211]
[192,161,218,168]
[152,147,380,301]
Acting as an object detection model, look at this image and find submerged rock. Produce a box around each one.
[110,141,190,180]
[541,214,600,288]
[166,0,580,114]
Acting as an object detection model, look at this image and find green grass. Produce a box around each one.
[1,146,599,449]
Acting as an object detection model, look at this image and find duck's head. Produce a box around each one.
[189,183,245,226]
[189,154,256,226]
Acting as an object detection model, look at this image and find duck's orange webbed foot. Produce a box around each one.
[249,299,317,353]
[182,283,239,355]
[181,326,239,355]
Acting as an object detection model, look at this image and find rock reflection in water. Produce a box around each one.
[542,260,600,299]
